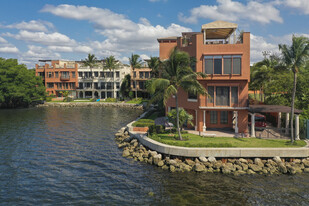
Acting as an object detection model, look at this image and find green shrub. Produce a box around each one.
[105,98,117,102]
[90,98,96,102]
[148,125,156,135]
[155,125,165,134]
[132,119,155,127]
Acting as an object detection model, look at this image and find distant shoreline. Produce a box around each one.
[36,102,144,109]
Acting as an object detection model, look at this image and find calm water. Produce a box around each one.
[0,107,309,205]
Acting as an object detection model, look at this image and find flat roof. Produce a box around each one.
[249,105,302,114]
[157,36,178,41]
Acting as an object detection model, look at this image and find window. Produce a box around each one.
[78,72,83,77]
[72,72,76,78]
[214,56,222,74]
[205,55,242,75]
[133,72,136,78]
[101,82,106,89]
[233,56,241,74]
[116,71,120,78]
[220,111,228,124]
[94,82,99,89]
[58,83,62,89]
[210,111,217,124]
[145,72,149,78]
[47,83,53,88]
[139,81,144,89]
[100,72,104,77]
[133,81,136,88]
[55,72,59,78]
[140,72,144,79]
[48,72,53,78]
[188,92,197,100]
[231,87,238,104]
[216,86,230,106]
[110,72,114,78]
[94,72,98,77]
[64,83,68,89]
[85,82,92,88]
[107,82,113,89]
[207,86,214,103]
[205,56,213,74]
[116,82,120,89]
[223,56,232,74]
[61,71,69,78]
[79,83,83,89]
[107,92,112,98]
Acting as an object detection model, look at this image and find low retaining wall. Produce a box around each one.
[37,102,143,109]
[132,133,309,158]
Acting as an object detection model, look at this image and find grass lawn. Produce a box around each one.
[132,112,162,127]
[126,98,148,104]
[150,133,307,148]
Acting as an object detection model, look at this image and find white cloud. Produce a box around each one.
[41,4,191,57]
[269,33,309,45]
[4,30,76,46]
[0,46,19,53]
[140,54,150,60]
[2,20,54,32]
[179,0,283,24]
[284,0,309,14]
[22,45,61,60]
[250,34,278,63]
[0,36,8,43]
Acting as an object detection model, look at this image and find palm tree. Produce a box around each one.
[149,48,207,140]
[82,54,98,97]
[129,54,142,99]
[105,56,118,98]
[279,35,309,142]
[148,56,160,78]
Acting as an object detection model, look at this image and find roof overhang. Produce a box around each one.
[201,20,237,39]
[249,105,302,114]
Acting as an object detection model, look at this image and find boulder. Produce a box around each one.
[208,156,216,163]
[170,165,176,172]
[138,156,144,162]
[304,168,309,173]
[123,136,133,143]
[147,157,153,164]
[153,154,162,165]
[148,150,158,158]
[235,165,242,171]
[293,159,301,164]
[239,158,248,164]
[157,160,164,167]
[199,156,208,163]
[193,164,206,172]
[287,165,297,175]
[185,159,195,166]
[248,164,262,172]
[130,139,138,144]
[168,159,178,166]
[302,159,309,167]
[180,163,192,172]
[247,169,256,175]
[122,149,130,157]
[254,158,264,167]
[162,165,169,170]
[273,156,282,164]
[234,170,246,176]
[241,163,248,171]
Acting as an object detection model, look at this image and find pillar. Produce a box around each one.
[295,114,300,140]
[203,110,206,132]
[235,111,238,134]
[277,112,281,128]
[83,91,85,99]
[251,113,255,137]
[233,30,236,44]
[195,110,198,131]
[285,113,289,134]
[203,30,206,44]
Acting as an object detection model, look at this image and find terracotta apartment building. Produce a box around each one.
[131,62,152,98]
[35,60,78,97]
[158,21,250,134]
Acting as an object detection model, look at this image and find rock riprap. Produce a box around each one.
[115,128,309,175]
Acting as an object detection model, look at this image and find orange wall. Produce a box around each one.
[158,40,177,60]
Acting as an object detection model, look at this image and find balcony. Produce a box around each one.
[60,75,70,81]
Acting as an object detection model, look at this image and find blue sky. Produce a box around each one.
[0,0,308,68]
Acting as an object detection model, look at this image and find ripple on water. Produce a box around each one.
[0,107,309,205]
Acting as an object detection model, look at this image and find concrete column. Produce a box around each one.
[251,113,256,137]
[295,114,300,140]
[233,31,236,44]
[285,113,289,134]
[203,110,206,132]
[277,112,281,128]
[83,91,85,99]
[203,30,206,44]
[195,110,198,131]
[235,111,238,134]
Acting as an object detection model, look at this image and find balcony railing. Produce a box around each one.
[60,75,70,81]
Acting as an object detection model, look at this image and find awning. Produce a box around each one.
[201,20,237,39]
[249,105,302,114]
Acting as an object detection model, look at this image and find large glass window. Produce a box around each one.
[107,82,113,89]
[220,111,228,124]
[231,87,238,104]
[101,82,106,89]
[207,86,214,103]
[188,92,197,100]
[233,56,241,74]
[216,86,230,106]
[205,56,213,74]
[78,72,83,77]
[210,111,217,124]
[78,83,83,89]
[223,56,232,74]
[116,71,120,78]
[214,56,222,74]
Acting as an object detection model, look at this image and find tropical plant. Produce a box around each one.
[82,53,98,75]
[104,56,118,98]
[120,74,131,98]
[129,54,142,99]
[279,35,309,142]
[60,91,72,102]
[168,108,193,131]
[148,56,160,78]
[0,58,45,108]
[148,48,207,140]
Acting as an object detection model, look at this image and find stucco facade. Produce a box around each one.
[158,21,250,134]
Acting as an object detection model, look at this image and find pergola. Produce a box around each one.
[249,105,303,139]
[201,20,238,44]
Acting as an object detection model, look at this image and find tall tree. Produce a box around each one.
[0,58,45,108]
[129,54,142,99]
[120,74,131,98]
[279,35,309,142]
[149,48,207,140]
[82,54,98,97]
[104,56,118,98]
[148,56,160,78]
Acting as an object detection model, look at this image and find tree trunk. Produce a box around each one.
[290,71,297,143]
[175,94,182,140]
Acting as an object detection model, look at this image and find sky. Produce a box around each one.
[0,0,308,68]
